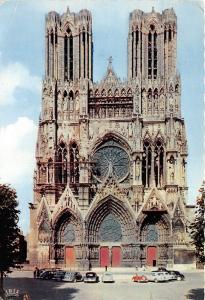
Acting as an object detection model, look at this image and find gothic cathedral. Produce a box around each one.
[28,7,194,268]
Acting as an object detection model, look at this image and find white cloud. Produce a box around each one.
[0,117,37,185]
[0,62,41,106]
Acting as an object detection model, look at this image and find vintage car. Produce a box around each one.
[151,270,174,281]
[52,270,66,281]
[150,271,171,282]
[38,270,55,280]
[167,270,185,281]
[132,273,148,283]
[101,272,115,283]
[62,272,83,282]
[83,272,99,283]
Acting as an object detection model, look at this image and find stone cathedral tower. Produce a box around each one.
[28,8,194,268]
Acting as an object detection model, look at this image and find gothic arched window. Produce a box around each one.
[131,27,140,78]
[64,27,73,81]
[69,142,79,184]
[148,25,157,79]
[154,139,164,187]
[57,143,67,184]
[142,140,152,187]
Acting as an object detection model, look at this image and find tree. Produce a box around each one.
[0,184,20,298]
[189,182,205,266]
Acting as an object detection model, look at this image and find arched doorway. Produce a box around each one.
[86,197,136,267]
[54,210,82,267]
[98,213,122,267]
[140,214,170,267]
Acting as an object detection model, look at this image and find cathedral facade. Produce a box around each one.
[28,7,194,268]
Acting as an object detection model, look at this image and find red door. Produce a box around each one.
[111,247,121,267]
[147,246,157,266]
[65,247,76,267]
[100,247,109,267]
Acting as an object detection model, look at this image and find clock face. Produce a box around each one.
[92,141,130,182]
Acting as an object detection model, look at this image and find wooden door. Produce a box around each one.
[100,246,109,267]
[147,246,157,266]
[65,247,76,267]
[111,246,121,267]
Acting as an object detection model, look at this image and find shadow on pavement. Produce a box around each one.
[4,277,79,300]
[185,288,204,300]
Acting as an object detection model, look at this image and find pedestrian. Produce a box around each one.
[33,266,38,279]
[36,267,40,278]
[136,265,138,272]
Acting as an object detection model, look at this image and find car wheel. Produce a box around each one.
[177,276,182,281]
[154,278,158,283]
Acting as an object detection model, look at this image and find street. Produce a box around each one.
[4,270,204,300]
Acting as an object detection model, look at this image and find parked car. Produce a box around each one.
[102,272,115,283]
[62,272,83,282]
[152,270,174,281]
[145,272,170,282]
[167,270,185,281]
[38,270,55,280]
[52,270,66,281]
[132,273,148,283]
[83,272,99,283]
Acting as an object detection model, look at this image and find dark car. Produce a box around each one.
[52,270,66,281]
[84,272,99,283]
[62,272,83,282]
[167,270,185,281]
[38,270,55,280]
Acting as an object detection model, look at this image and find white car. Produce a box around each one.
[146,272,170,282]
[101,272,115,283]
[152,271,174,281]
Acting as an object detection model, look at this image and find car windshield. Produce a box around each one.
[86,273,95,277]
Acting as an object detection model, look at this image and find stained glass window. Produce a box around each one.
[92,140,129,181]
[59,223,76,243]
[98,214,122,242]
[146,224,158,242]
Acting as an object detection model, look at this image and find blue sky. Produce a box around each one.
[0,0,204,234]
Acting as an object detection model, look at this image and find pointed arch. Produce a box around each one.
[95,89,100,97]
[38,219,51,244]
[101,89,106,97]
[57,142,68,184]
[86,195,136,243]
[121,88,126,96]
[108,88,112,96]
[114,89,119,96]
[64,26,73,80]
[140,214,170,244]
[127,88,133,96]
[142,139,152,188]
[54,208,83,245]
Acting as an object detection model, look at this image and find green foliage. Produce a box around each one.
[0,184,20,272]
[189,182,205,264]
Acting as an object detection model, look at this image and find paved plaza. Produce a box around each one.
[4,270,204,300]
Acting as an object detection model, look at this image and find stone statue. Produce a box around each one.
[135,159,140,180]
